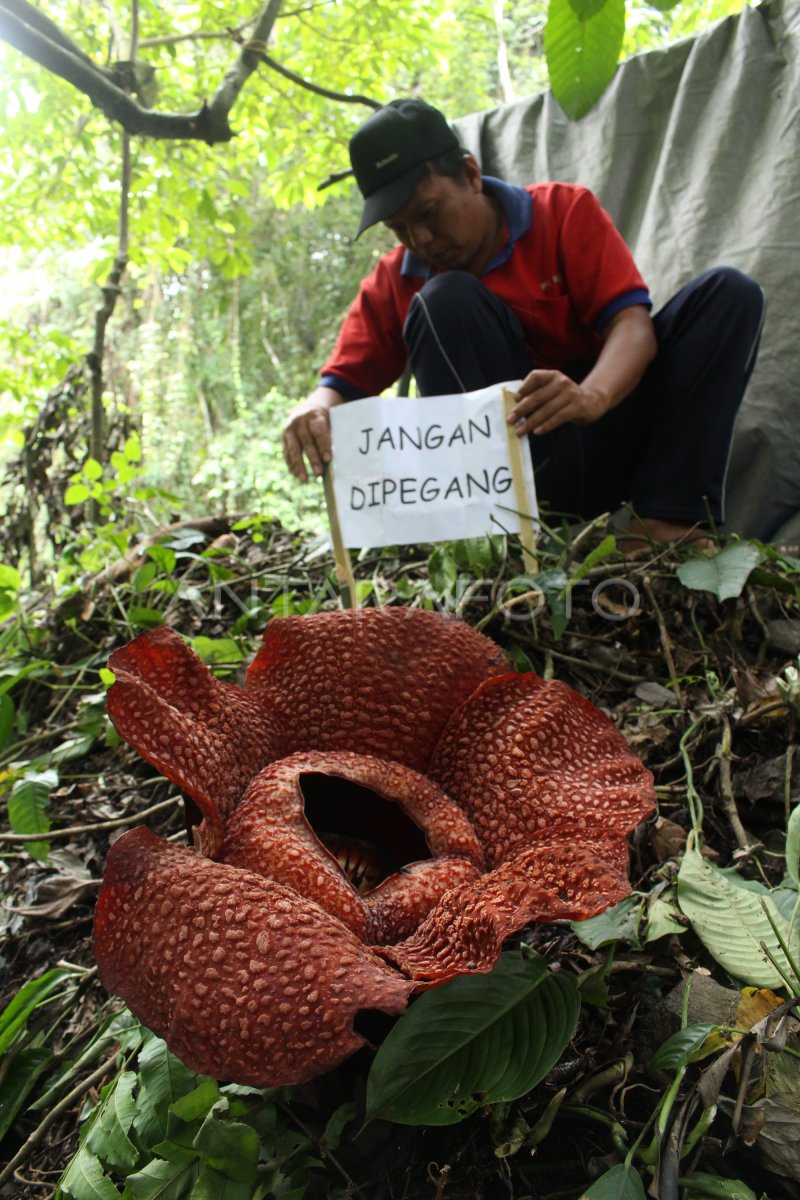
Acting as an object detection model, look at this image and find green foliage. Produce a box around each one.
[58,1027,323,1199]
[545,0,626,118]
[365,950,580,1125]
[676,846,800,989]
[676,540,764,601]
[0,563,20,621]
[680,1173,758,1200]
[0,968,82,1142]
[580,1163,648,1199]
[7,767,58,860]
[649,1022,717,1070]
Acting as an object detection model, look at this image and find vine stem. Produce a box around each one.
[0,794,180,843]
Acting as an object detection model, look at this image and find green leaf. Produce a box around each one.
[571,533,617,580]
[545,0,625,120]
[0,1046,52,1141]
[680,1172,758,1200]
[125,436,143,463]
[427,545,458,595]
[189,637,245,665]
[65,482,92,505]
[133,563,158,593]
[133,1035,199,1146]
[644,889,686,943]
[82,457,104,481]
[365,952,580,1125]
[0,692,14,751]
[786,804,800,891]
[572,895,642,949]
[129,607,167,629]
[47,733,96,765]
[568,0,608,17]
[190,1167,252,1200]
[650,1022,716,1070]
[122,1157,198,1199]
[147,546,177,574]
[580,1162,647,1198]
[676,542,763,601]
[170,1078,222,1123]
[8,768,58,860]
[191,1106,259,1183]
[677,847,800,987]
[0,967,73,1055]
[59,1145,122,1199]
[86,1072,140,1173]
[100,668,117,688]
[0,562,21,592]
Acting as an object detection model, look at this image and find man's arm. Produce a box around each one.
[507,305,657,436]
[281,386,345,483]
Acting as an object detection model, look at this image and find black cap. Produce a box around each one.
[349,99,459,238]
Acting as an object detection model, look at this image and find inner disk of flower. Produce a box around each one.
[299,773,431,894]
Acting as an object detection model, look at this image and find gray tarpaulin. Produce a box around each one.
[453,0,799,543]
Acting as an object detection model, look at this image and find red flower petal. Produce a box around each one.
[94,827,412,1087]
[107,627,279,851]
[378,827,632,983]
[245,610,509,771]
[365,857,482,945]
[430,674,655,866]
[222,750,484,939]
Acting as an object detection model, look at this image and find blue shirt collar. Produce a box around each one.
[400,176,532,279]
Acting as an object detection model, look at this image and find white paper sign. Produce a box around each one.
[329,382,537,549]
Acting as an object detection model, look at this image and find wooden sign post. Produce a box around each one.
[502,387,538,575]
[323,461,358,609]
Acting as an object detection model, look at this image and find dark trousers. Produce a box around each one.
[403,267,765,524]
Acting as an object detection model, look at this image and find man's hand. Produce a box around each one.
[281,387,343,482]
[506,305,657,438]
[508,371,608,436]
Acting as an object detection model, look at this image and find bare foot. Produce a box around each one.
[619,517,716,556]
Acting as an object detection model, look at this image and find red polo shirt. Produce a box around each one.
[320,179,651,399]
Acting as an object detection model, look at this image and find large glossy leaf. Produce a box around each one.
[676,542,763,601]
[544,0,625,120]
[365,952,580,1125]
[681,1173,758,1200]
[677,848,800,987]
[580,1162,647,1198]
[650,1022,716,1070]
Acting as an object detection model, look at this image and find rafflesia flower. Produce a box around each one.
[95,609,654,1088]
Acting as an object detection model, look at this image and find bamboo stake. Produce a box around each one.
[502,387,538,574]
[323,461,358,609]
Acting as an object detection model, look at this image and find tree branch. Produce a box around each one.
[0,0,99,68]
[0,0,380,143]
[139,21,255,49]
[258,50,380,109]
[206,0,284,121]
[0,1,233,141]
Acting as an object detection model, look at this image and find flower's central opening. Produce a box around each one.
[299,773,431,894]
